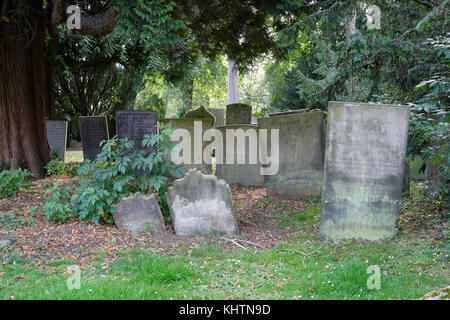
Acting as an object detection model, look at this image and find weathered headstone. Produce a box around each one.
[46,120,68,161]
[79,116,109,161]
[116,110,157,154]
[112,193,165,233]
[185,106,215,121]
[207,108,225,127]
[320,101,410,241]
[167,169,238,236]
[215,124,265,187]
[259,111,325,199]
[226,103,252,125]
[160,118,214,175]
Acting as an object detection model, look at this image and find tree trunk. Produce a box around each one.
[227,58,239,104]
[0,1,51,178]
[182,79,194,112]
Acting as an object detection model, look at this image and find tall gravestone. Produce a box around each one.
[207,108,225,127]
[116,111,157,154]
[259,111,325,199]
[320,101,410,241]
[160,118,214,175]
[79,116,109,161]
[226,103,252,125]
[215,124,265,187]
[46,120,68,162]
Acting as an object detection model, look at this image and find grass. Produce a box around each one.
[65,151,83,163]
[0,189,448,300]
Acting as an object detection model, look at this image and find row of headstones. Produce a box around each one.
[46,101,410,241]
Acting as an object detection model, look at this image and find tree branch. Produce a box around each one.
[411,0,434,9]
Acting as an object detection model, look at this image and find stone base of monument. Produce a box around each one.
[167,169,238,236]
[320,101,410,241]
[112,194,165,234]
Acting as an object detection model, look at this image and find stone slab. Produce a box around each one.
[79,116,109,161]
[226,103,252,125]
[116,110,157,155]
[46,120,68,162]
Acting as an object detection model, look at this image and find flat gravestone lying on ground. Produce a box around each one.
[320,101,410,241]
[116,110,157,154]
[226,103,252,125]
[259,111,325,199]
[167,169,238,236]
[46,120,68,161]
[112,193,165,233]
[79,116,109,161]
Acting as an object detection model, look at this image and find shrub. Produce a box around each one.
[42,123,184,223]
[45,158,79,176]
[0,169,34,198]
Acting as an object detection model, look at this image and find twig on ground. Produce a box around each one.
[221,237,250,250]
[280,244,324,258]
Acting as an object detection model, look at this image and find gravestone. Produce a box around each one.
[116,110,157,154]
[207,108,225,127]
[46,120,68,161]
[215,124,265,187]
[79,116,109,161]
[167,169,238,236]
[112,193,165,233]
[259,111,325,199]
[160,118,214,175]
[320,101,410,241]
[226,103,252,125]
[185,106,215,122]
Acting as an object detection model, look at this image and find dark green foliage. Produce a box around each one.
[0,169,34,199]
[45,159,79,176]
[41,124,184,224]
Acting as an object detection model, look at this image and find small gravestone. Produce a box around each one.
[185,106,215,121]
[116,110,157,154]
[167,169,238,236]
[46,120,68,161]
[207,108,225,127]
[79,116,109,161]
[112,194,165,233]
[320,101,410,241]
[259,111,325,199]
[226,103,252,125]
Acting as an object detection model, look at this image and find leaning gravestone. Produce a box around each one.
[215,124,265,187]
[116,110,157,154]
[259,111,325,199]
[112,194,165,233]
[46,120,68,161]
[79,116,109,161]
[207,108,225,127]
[160,117,214,175]
[320,101,410,241]
[185,106,215,121]
[226,103,252,125]
[167,169,238,236]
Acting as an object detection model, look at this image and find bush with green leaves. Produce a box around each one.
[41,124,185,224]
[45,158,80,176]
[0,168,34,199]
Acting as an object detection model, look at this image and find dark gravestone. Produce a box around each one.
[79,116,109,161]
[116,111,157,155]
[207,108,225,127]
[226,103,252,125]
[46,120,68,161]
[320,102,410,241]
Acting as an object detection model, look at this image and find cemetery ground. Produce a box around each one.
[0,166,448,300]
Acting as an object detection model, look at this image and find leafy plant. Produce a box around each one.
[45,158,76,176]
[0,169,34,198]
[42,124,184,223]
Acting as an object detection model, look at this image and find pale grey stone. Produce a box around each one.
[46,120,68,161]
[167,169,238,236]
[112,194,165,233]
[0,236,18,248]
[320,101,410,241]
